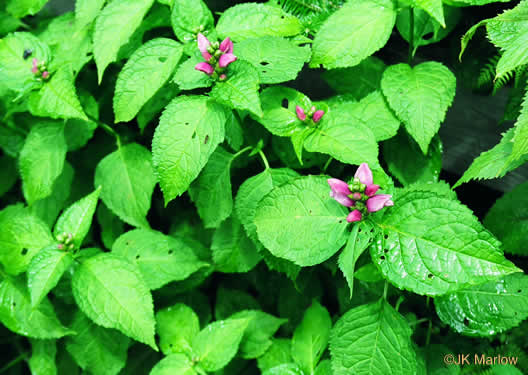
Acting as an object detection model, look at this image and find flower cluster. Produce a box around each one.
[328,163,393,222]
[56,232,74,251]
[195,33,237,81]
[296,105,325,126]
[31,58,50,80]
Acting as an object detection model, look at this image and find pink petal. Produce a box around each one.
[354,163,373,186]
[197,33,212,61]
[32,58,38,68]
[195,62,214,75]
[31,66,38,73]
[366,194,392,213]
[296,106,306,121]
[346,210,362,222]
[365,184,380,197]
[327,178,352,196]
[41,71,49,79]
[219,37,233,53]
[330,191,354,207]
[312,110,325,123]
[218,53,237,68]
[384,200,394,207]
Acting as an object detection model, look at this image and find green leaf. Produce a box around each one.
[214,287,260,321]
[28,339,57,375]
[0,155,17,198]
[94,143,156,228]
[6,0,48,17]
[338,222,375,298]
[188,147,236,228]
[486,1,528,79]
[28,69,88,121]
[97,203,125,250]
[453,128,528,188]
[152,95,226,204]
[170,0,214,43]
[484,180,528,256]
[150,354,196,375]
[303,108,379,168]
[384,130,442,186]
[0,205,53,275]
[0,277,71,338]
[114,38,183,123]
[28,245,73,307]
[216,3,302,41]
[311,0,396,69]
[263,363,304,375]
[65,311,130,375]
[75,0,106,27]
[0,32,51,93]
[72,253,157,349]
[210,60,263,117]
[19,120,67,206]
[412,0,445,28]
[191,317,250,372]
[292,301,332,374]
[330,299,417,375]
[354,263,385,283]
[112,229,208,290]
[235,168,300,244]
[315,360,333,375]
[257,339,294,373]
[172,55,213,90]
[156,303,200,355]
[435,273,528,336]
[236,36,311,84]
[255,175,349,266]
[322,57,386,100]
[225,110,244,151]
[93,0,154,82]
[64,91,99,151]
[371,190,521,296]
[381,62,456,154]
[509,89,528,162]
[53,187,101,249]
[211,217,262,273]
[137,83,180,132]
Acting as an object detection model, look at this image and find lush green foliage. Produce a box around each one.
[0,0,527,374]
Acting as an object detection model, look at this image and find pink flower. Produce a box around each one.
[296,106,306,121]
[42,71,49,79]
[218,53,237,68]
[347,210,362,222]
[327,178,354,207]
[197,33,212,61]
[354,163,380,197]
[219,37,233,54]
[195,62,214,75]
[31,58,38,74]
[366,194,394,213]
[312,110,325,123]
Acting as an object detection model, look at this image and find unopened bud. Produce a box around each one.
[219,74,227,81]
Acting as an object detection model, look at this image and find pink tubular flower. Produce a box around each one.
[31,58,38,74]
[312,110,325,123]
[327,178,354,207]
[366,194,394,213]
[296,106,306,121]
[219,37,233,54]
[197,33,212,61]
[347,210,362,223]
[218,53,237,68]
[195,62,214,75]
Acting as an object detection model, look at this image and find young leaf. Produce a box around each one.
[413,0,445,28]
[371,190,521,296]
[72,253,157,349]
[93,0,154,82]
[19,120,67,206]
[170,0,214,43]
[114,38,183,123]
[0,205,53,275]
[236,36,311,84]
[150,354,196,375]
[28,339,57,375]
[291,301,332,374]
[53,187,101,249]
[381,62,456,154]
[311,0,396,69]
[484,180,528,256]
[75,0,107,27]
[330,299,417,375]
[65,311,130,375]
[94,143,156,228]
[255,175,349,266]
[191,317,250,372]
[216,4,302,41]
[28,245,74,307]
[156,303,200,355]
[112,229,208,290]
[0,277,71,338]
[210,60,263,117]
[172,55,213,90]
[231,310,287,359]
[188,147,238,228]
[435,273,528,336]
[152,96,226,204]
[28,69,88,121]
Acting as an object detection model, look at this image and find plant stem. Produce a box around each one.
[426,320,433,346]
[322,157,333,173]
[383,280,389,300]
[258,149,270,170]
[232,146,253,161]
[0,352,27,374]
[91,116,122,148]
[409,318,430,327]
[408,7,415,65]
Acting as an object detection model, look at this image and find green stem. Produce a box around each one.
[408,7,415,65]
[395,296,404,311]
[258,149,270,170]
[91,117,121,148]
[383,280,389,300]
[425,320,433,346]
[408,318,430,327]
[322,157,333,173]
[232,146,253,161]
[0,352,27,374]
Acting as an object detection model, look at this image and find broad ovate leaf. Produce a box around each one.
[255,175,349,266]
[170,0,214,44]
[150,354,196,375]
[72,253,157,349]
[156,303,200,355]
[371,190,521,296]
